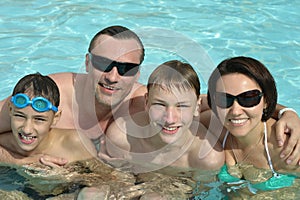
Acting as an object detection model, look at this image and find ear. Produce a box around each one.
[194,96,202,117]
[8,101,13,117]
[85,53,90,72]
[51,110,62,126]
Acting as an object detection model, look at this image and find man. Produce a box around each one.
[49,26,146,145]
[0,25,299,165]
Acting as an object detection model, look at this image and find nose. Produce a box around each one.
[104,66,120,83]
[164,107,179,124]
[230,99,243,115]
[22,119,34,134]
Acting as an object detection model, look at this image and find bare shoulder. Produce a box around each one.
[128,83,147,115]
[48,72,76,96]
[0,97,13,133]
[54,129,97,157]
[0,132,14,149]
[49,72,87,92]
[199,94,210,112]
[106,112,147,157]
[106,117,127,140]
[131,82,147,97]
[189,123,225,170]
[49,72,74,83]
[105,117,130,157]
[200,111,225,142]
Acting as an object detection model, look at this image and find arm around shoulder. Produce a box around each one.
[272,104,300,165]
[199,94,210,112]
[105,119,131,159]
[64,130,97,162]
[129,84,147,115]
[0,97,13,133]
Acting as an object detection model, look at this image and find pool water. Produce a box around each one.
[0,0,299,112]
[0,0,299,199]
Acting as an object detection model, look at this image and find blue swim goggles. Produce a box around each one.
[11,93,58,112]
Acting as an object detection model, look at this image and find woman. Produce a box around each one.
[207,56,297,192]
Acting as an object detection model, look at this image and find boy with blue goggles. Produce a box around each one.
[11,93,58,112]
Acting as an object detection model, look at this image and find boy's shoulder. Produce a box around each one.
[189,124,225,170]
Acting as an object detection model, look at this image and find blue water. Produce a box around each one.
[0,0,299,198]
[0,0,299,112]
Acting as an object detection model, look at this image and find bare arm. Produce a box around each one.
[200,94,300,165]
[199,94,210,112]
[199,110,226,144]
[272,104,300,165]
[105,120,131,158]
[41,129,97,167]
[129,83,147,115]
[0,146,25,165]
[0,97,13,133]
[98,120,133,170]
[65,130,98,162]
[0,145,67,167]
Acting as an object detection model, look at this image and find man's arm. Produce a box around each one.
[0,97,13,133]
[200,94,300,165]
[272,104,300,165]
[199,94,210,112]
[0,146,25,165]
[0,145,67,167]
[98,119,133,170]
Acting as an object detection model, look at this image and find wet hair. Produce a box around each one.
[12,73,60,107]
[88,25,145,64]
[147,60,200,98]
[207,56,277,121]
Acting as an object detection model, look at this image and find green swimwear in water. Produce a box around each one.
[218,122,296,193]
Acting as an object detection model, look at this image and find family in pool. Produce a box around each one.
[0,25,299,199]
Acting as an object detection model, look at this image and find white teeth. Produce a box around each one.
[163,126,177,131]
[230,119,247,124]
[19,132,36,141]
[102,84,115,90]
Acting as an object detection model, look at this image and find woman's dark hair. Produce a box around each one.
[207,56,277,121]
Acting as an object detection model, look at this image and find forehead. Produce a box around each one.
[91,35,142,63]
[149,86,197,102]
[216,73,261,94]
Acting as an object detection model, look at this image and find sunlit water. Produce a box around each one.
[0,0,299,199]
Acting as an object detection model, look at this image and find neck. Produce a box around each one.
[233,122,264,149]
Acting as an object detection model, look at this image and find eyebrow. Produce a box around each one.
[13,110,49,118]
[152,98,191,105]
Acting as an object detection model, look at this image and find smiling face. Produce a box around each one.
[86,35,142,107]
[215,73,266,138]
[9,102,58,153]
[145,86,199,144]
